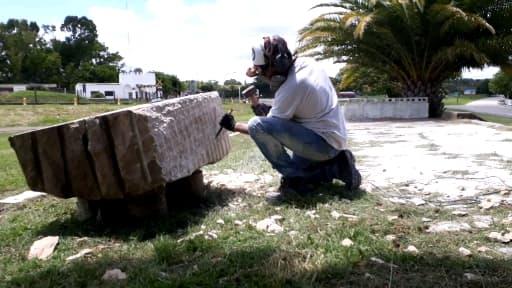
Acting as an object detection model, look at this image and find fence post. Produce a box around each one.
[74,96,78,106]
[23,97,27,106]
[117,97,121,105]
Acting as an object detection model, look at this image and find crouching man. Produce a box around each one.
[219,35,361,198]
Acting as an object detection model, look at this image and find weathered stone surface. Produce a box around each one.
[85,118,124,199]
[9,92,230,200]
[35,128,68,198]
[60,121,101,200]
[8,133,44,192]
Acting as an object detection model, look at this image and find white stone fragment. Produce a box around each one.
[28,236,59,260]
[452,211,468,217]
[488,231,512,243]
[477,246,490,253]
[463,273,481,281]
[216,219,225,225]
[422,218,433,223]
[0,191,46,204]
[102,268,127,281]
[341,238,354,247]
[405,245,419,254]
[387,216,399,221]
[459,247,472,257]
[256,217,283,234]
[497,247,512,258]
[479,196,502,210]
[472,215,493,229]
[331,211,341,220]
[426,221,472,233]
[66,248,93,262]
[305,210,319,219]
[205,231,219,240]
[409,197,426,206]
[385,235,397,242]
[369,257,398,268]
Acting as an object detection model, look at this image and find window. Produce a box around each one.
[104,91,115,97]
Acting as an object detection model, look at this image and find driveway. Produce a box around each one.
[446,96,512,118]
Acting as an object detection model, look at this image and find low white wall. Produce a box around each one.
[340,97,428,121]
[260,97,429,121]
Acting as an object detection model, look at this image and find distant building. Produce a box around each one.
[75,72,162,100]
[463,88,476,95]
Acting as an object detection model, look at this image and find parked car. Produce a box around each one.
[337,91,359,98]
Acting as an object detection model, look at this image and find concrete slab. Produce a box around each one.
[350,120,512,205]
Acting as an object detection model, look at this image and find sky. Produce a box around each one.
[0,0,500,83]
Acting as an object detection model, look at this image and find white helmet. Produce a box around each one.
[251,43,266,66]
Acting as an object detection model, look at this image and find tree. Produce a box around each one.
[155,72,182,98]
[476,79,491,95]
[338,64,395,96]
[489,71,512,98]
[0,19,40,83]
[298,0,504,117]
[54,16,123,89]
[198,80,219,92]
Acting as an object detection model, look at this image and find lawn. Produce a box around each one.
[0,104,128,127]
[477,114,512,126]
[443,94,487,106]
[1,101,512,287]
[0,90,77,104]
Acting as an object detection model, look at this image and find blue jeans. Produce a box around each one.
[248,116,340,181]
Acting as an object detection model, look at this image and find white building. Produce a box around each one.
[75,72,162,100]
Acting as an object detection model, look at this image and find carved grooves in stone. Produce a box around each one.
[82,126,102,199]
[56,126,72,198]
[30,133,44,191]
[103,117,126,198]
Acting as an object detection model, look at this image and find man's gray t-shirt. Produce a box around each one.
[268,58,348,150]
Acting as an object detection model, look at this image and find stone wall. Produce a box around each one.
[9,92,230,200]
[259,97,428,121]
[340,97,429,121]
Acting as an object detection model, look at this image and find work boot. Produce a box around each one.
[266,177,319,203]
[335,150,362,191]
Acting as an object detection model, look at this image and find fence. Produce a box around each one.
[0,90,141,105]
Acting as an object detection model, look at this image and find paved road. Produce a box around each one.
[446,97,512,118]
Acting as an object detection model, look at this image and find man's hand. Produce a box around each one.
[219,113,236,131]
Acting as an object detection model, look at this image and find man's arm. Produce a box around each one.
[234,123,249,134]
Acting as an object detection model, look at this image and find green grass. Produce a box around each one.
[0,104,129,128]
[477,114,512,126]
[0,90,77,104]
[2,102,512,287]
[443,94,487,106]
[0,134,26,196]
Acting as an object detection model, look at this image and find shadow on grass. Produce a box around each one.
[6,240,512,287]
[34,185,239,242]
[274,182,367,209]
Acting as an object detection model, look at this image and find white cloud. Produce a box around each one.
[88,0,342,83]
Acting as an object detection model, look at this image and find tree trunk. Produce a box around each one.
[401,81,445,118]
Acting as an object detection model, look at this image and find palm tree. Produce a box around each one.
[298,0,502,117]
